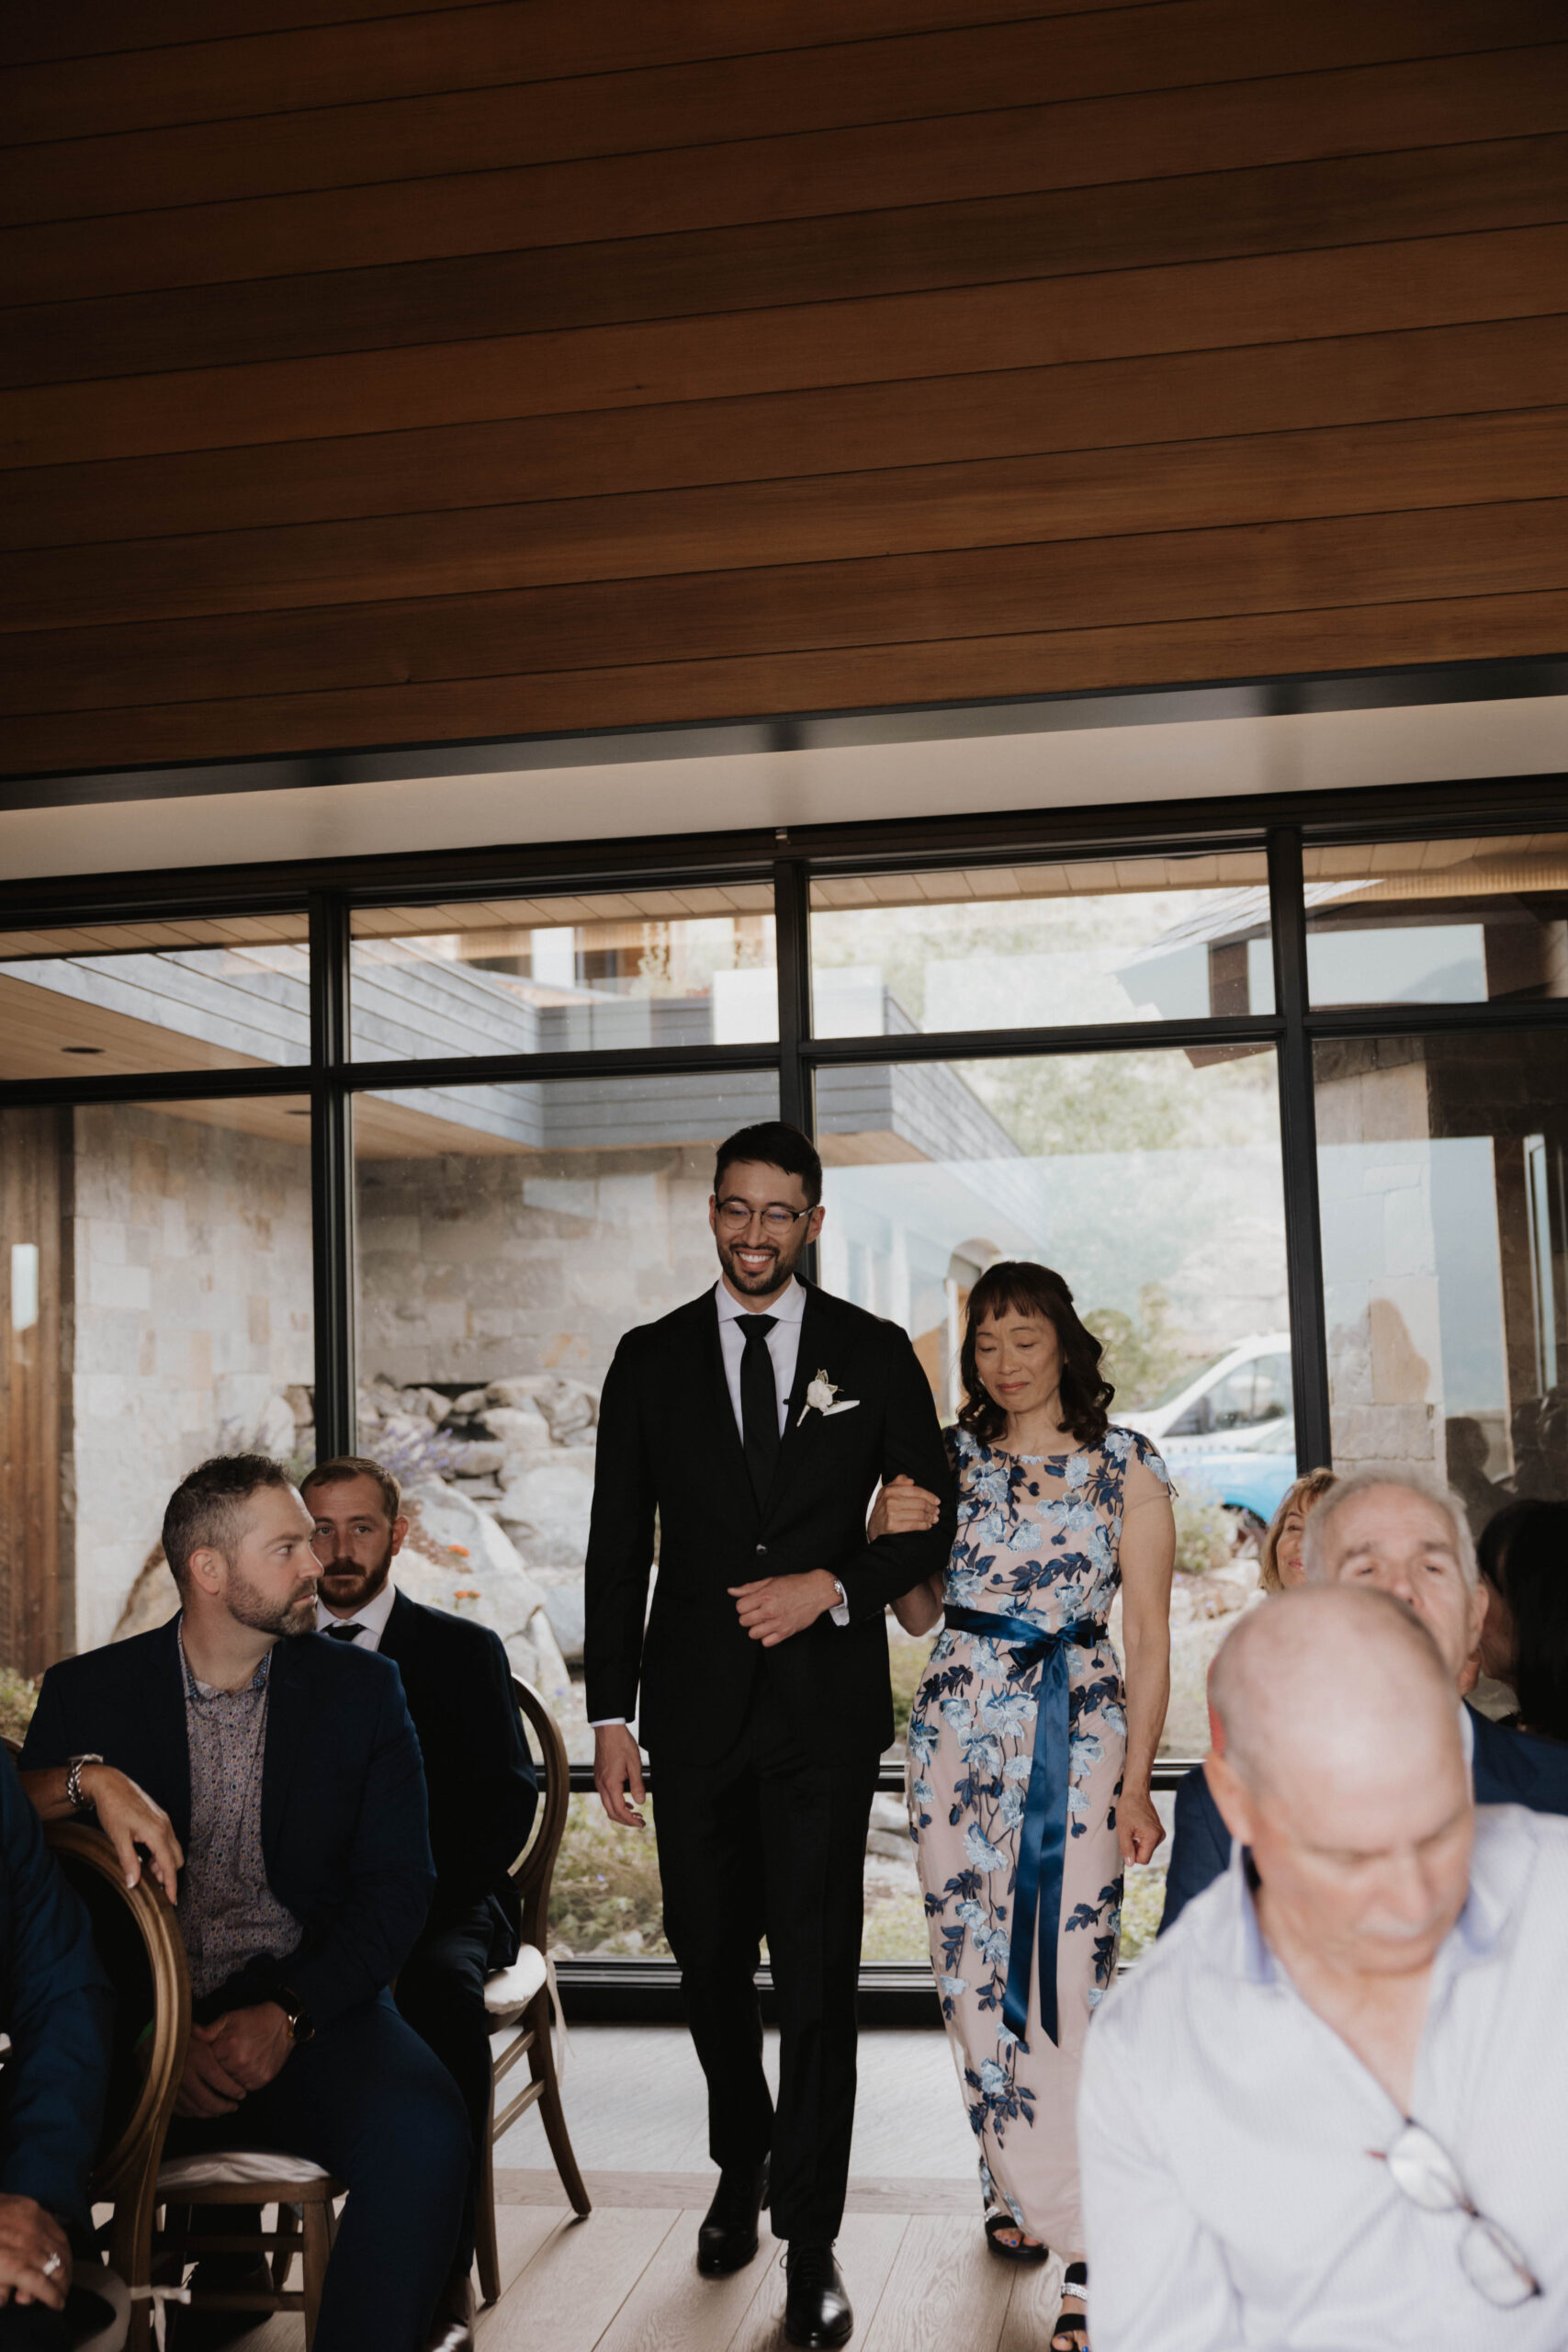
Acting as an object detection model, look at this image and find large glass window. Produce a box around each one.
[0,914,310,1078]
[0,1096,314,1676]
[350,886,777,1060]
[1303,831,1568,1008]
[809,852,1270,1036]
[813,1044,1292,1759]
[352,1071,778,1806]
[1316,1030,1568,1520]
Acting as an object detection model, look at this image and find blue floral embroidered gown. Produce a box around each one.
[906,1423,1170,2253]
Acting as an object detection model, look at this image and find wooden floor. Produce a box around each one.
[197,2026,1057,2349]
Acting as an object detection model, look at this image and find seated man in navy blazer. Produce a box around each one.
[20,1453,470,2352]
[301,1454,537,2336]
[0,1745,114,2352]
[1159,1469,1568,1935]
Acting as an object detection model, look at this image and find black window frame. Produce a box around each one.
[5,729,1566,2017]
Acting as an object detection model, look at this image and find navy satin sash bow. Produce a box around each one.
[942,1604,1103,2050]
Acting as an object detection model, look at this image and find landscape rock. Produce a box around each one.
[453,1388,491,1419]
[402,1386,452,1424]
[482,1404,553,1459]
[495,1456,596,1567]
[537,1577,586,1665]
[284,1385,315,1428]
[447,1440,506,1476]
[254,1393,299,1462]
[401,1481,568,1703]
[484,1375,598,1439]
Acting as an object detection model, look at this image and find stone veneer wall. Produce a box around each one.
[355,1143,722,1392]
[70,1104,313,1647]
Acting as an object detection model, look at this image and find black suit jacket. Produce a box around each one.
[1,1746,112,2223]
[1157,1700,1568,1936]
[585,1281,957,1762]
[21,1616,434,2027]
[378,1589,538,1963]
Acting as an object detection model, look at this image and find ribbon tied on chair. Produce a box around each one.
[942,1605,1103,2050]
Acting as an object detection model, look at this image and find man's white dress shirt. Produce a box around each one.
[314,1577,397,1651]
[591,1277,846,1728]
[1079,1805,1568,2351]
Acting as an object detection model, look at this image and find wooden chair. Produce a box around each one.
[473,1677,591,2305]
[44,1819,191,2352]
[155,2151,343,2348]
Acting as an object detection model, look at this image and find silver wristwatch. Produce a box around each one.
[65,1753,103,1813]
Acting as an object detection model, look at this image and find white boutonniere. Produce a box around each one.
[797,1369,840,1426]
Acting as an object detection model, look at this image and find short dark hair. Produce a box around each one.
[300,1454,402,1523]
[162,1453,295,1593]
[958,1261,1114,1449]
[714,1120,822,1208]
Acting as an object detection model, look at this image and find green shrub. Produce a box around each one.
[0,1668,39,1746]
[886,1626,937,1748]
[548,1795,671,1957]
[1118,1864,1168,1962]
[1172,1487,1234,1577]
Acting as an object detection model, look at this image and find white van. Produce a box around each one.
[1118,1332,1293,1453]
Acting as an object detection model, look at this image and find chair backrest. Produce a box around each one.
[507,1677,571,1954]
[44,1820,191,2206]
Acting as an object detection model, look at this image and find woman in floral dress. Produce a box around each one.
[874,1261,1173,2349]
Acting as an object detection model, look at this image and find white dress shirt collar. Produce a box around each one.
[315,1577,398,1651]
[714,1272,807,1327]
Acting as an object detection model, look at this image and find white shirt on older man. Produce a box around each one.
[1079,1804,1568,2350]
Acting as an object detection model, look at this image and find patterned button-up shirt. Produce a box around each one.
[176,1629,300,2000]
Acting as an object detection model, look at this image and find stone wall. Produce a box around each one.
[355,1142,722,1391]
[70,1104,313,1647]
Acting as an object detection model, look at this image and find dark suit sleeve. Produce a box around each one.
[1156,1766,1232,1937]
[281,1668,435,2027]
[583,1333,659,1724]
[0,1748,113,2222]
[17,1666,73,1771]
[428,1626,538,1917]
[834,1327,959,1623]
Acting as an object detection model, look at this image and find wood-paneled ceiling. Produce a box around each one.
[3,0,1565,780]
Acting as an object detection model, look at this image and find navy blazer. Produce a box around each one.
[0,1746,112,2222]
[377,1589,537,1962]
[1157,1701,1568,1937]
[21,1616,434,2027]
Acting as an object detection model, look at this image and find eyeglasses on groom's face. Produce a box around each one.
[714,1199,813,1236]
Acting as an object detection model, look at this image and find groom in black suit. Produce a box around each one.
[586,1120,954,2348]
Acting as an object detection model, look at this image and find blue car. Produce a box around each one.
[1160,1420,1297,1544]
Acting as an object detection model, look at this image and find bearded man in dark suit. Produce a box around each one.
[585,1119,955,2350]
[301,1456,537,2347]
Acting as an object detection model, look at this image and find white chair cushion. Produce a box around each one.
[157,2147,335,2192]
[72,2265,130,2352]
[483,1943,547,2021]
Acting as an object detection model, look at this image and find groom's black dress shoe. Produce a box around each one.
[784,2243,853,2348]
[696,2157,770,2275]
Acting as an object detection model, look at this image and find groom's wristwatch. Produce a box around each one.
[65,1754,104,1813]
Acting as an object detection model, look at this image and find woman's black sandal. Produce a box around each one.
[1051,2258,1089,2346]
[983,2209,1049,2264]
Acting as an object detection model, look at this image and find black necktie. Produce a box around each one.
[325,1623,363,1643]
[739,1316,781,1507]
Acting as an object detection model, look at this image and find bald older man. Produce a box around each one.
[1159,1472,1568,1932]
[1080,1588,1568,2349]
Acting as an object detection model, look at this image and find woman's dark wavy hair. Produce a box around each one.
[957,1261,1113,1448]
[1478,1498,1568,1744]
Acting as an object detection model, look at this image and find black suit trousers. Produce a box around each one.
[395,1901,502,2272]
[653,1701,879,2245]
[164,1993,468,2352]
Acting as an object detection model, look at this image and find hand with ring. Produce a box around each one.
[0,2192,72,2310]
